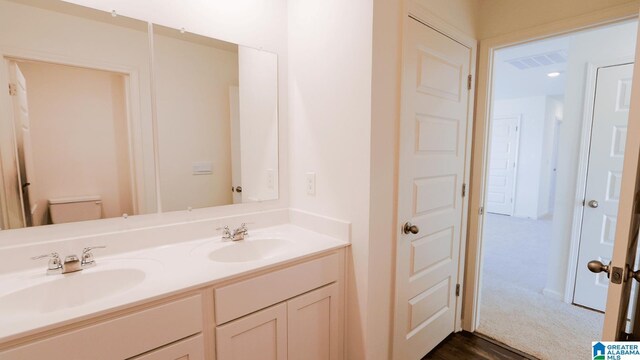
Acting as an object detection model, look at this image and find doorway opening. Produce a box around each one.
[477,19,637,359]
[0,58,137,229]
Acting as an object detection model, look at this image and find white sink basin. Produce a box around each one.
[0,268,146,314]
[208,238,293,263]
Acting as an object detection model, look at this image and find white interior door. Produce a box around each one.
[0,61,22,229]
[574,63,633,312]
[393,18,471,359]
[485,116,520,216]
[8,61,37,226]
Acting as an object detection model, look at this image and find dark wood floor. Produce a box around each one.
[422,332,537,360]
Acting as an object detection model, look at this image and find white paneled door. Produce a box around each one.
[9,61,36,227]
[485,116,520,216]
[393,18,472,359]
[574,63,633,312]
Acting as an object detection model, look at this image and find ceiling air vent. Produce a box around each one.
[506,50,568,70]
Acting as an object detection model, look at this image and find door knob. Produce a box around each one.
[403,222,419,235]
[588,200,599,208]
[587,260,610,276]
[235,186,242,193]
[629,269,640,283]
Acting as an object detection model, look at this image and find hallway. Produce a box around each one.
[478,213,603,359]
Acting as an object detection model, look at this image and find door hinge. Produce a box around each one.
[462,183,466,197]
[479,206,484,215]
[455,284,461,297]
[467,75,472,90]
[8,83,16,96]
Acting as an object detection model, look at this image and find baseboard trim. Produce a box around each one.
[542,288,563,301]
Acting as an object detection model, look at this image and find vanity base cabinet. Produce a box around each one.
[287,283,340,360]
[0,294,204,360]
[129,334,205,360]
[216,303,287,360]
[216,283,342,360]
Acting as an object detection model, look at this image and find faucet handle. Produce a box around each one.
[216,226,233,240]
[31,252,62,274]
[31,252,60,261]
[81,246,106,267]
[239,222,252,234]
[83,246,106,255]
[216,226,231,233]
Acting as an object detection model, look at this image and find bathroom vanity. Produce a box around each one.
[0,1,348,359]
[0,223,348,360]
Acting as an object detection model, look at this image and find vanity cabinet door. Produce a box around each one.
[216,302,287,360]
[129,334,204,360]
[287,283,342,360]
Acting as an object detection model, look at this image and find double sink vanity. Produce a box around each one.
[0,220,349,359]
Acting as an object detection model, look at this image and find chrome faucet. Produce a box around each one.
[31,252,62,275]
[32,246,106,275]
[217,223,250,241]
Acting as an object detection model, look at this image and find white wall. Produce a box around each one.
[545,20,638,298]
[367,0,402,358]
[154,33,237,211]
[478,0,640,39]
[539,97,564,217]
[19,62,133,224]
[0,0,156,219]
[414,0,480,37]
[238,47,279,203]
[288,0,373,358]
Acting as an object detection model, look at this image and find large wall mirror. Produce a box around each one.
[0,1,280,231]
[153,25,279,212]
[0,0,156,230]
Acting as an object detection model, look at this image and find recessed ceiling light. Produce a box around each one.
[547,71,561,78]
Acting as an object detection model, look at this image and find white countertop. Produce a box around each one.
[0,224,349,344]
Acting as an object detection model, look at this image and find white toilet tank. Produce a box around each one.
[48,196,103,224]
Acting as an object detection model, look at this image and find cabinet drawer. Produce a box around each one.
[1,295,203,360]
[129,334,204,360]
[215,253,339,324]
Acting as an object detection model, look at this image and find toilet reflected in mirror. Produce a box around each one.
[49,196,103,224]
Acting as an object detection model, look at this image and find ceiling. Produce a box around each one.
[492,20,638,100]
[493,36,569,100]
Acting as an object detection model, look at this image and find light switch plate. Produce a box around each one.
[192,161,213,175]
[305,172,316,196]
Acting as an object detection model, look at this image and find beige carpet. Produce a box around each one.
[477,213,604,360]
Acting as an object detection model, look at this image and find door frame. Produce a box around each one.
[486,114,521,217]
[462,4,640,332]
[566,59,635,305]
[0,46,147,220]
[392,3,477,349]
